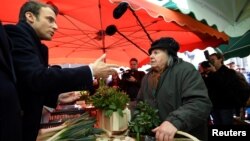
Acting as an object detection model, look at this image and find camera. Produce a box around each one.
[201,61,211,68]
[120,68,131,79]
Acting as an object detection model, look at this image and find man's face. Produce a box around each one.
[30,7,58,40]
[209,55,222,70]
[130,60,138,70]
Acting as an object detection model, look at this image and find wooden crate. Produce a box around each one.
[97,109,130,136]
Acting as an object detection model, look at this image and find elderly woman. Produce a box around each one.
[137,37,212,141]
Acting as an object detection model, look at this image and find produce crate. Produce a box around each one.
[40,121,64,129]
[40,108,85,129]
[49,109,85,122]
[97,109,129,136]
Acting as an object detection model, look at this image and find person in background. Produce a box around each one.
[4,1,117,141]
[226,62,236,70]
[203,53,249,125]
[137,37,212,141]
[199,60,217,125]
[0,21,22,141]
[121,58,145,101]
[93,77,100,90]
[240,67,250,83]
[108,71,121,89]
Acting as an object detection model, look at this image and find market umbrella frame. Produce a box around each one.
[0,0,228,67]
[216,30,250,60]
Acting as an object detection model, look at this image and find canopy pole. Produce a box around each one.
[98,0,106,62]
[117,31,149,55]
[235,0,249,22]
[129,7,154,43]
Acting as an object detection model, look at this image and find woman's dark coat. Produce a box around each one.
[137,59,212,140]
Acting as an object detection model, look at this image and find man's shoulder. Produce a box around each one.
[223,65,237,75]
[138,70,145,75]
[4,23,33,44]
[4,24,20,31]
[131,69,145,75]
[4,23,27,36]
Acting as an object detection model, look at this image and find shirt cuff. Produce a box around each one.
[88,64,94,79]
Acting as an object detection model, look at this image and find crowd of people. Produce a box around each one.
[1,1,249,141]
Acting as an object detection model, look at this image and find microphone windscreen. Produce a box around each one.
[105,25,117,36]
[113,2,128,19]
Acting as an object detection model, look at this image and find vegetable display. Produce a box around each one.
[42,112,103,141]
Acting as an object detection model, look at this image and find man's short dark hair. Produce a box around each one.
[210,53,224,60]
[210,53,224,64]
[130,58,138,63]
[19,1,58,22]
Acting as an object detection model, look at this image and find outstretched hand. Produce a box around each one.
[58,91,81,104]
[90,54,119,78]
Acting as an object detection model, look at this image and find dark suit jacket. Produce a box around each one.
[0,22,22,141]
[4,21,93,141]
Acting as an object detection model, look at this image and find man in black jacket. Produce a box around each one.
[4,1,117,141]
[0,21,22,141]
[205,53,245,125]
[121,58,145,101]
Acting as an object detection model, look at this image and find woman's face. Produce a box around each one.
[149,49,168,71]
[112,72,118,79]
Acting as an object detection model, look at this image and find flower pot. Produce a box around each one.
[97,108,130,136]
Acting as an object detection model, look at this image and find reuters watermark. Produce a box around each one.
[208,125,249,140]
[212,129,246,136]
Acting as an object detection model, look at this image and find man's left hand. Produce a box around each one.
[58,91,81,104]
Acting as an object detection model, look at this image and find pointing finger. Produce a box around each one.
[106,64,119,68]
[96,54,106,62]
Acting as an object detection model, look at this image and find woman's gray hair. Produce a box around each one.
[167,55,174,66]
[163,49,174,68]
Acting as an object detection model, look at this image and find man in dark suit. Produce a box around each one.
[4,1,117,141]
[0,21,22,141]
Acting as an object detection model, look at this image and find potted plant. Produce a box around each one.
[90,80,130,135]
[128,101,161,141]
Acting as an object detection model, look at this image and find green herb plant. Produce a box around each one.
[128,101,161,141]
[91,79,129,117]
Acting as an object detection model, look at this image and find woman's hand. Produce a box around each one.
[152,121,177,141]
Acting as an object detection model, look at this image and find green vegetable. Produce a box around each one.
[91,85,129,117]
[47,113,104,141]
[128,101,161,141]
